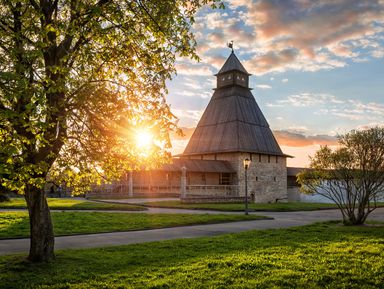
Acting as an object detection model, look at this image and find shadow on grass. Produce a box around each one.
[0,212,30,239]
[1,222,383,288]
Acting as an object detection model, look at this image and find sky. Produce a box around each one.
[166,0,384,167]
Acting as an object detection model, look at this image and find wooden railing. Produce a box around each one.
[86,183,240,198]
[186,185,239,197]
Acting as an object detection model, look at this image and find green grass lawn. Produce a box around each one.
[144,200,340,211]
[0,211,265,239]
[0,198,145,211]
[0,222,383,288]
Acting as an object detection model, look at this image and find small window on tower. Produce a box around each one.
[237,75,240,79]
[228,75,231,79]
[222,77,225,81]
[241,77,245,81]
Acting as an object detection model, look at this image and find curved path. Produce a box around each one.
[1,207,383,256]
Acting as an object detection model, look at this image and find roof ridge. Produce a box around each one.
[217,52,249,75]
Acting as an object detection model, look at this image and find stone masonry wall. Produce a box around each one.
[186,152,287,202]
[215,152,287,203]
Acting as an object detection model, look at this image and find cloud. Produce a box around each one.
[268,92,384,123]
[357,123,384,130]
[170,126,337,148]
[203,55,227,69]
[171,110,203,125]
[171,127,196,140]
[195,0,384,74]
[281,78,288,83]
[267,93,344,107]
[273,130,338,147]
[255,84,272,89]
[372,49,384,58]
[170,127,196,155]
[246,49,299,74]
[175,63,213,76]
[314,99,384,120]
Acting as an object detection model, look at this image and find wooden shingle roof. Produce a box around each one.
[182,52,287,157]
[217,51,250,75]
[160,159,235,173]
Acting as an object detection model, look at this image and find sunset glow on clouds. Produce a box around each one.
[167,0,384,167]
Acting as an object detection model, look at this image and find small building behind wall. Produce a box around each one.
[287,167,304,202]
[131,158,237,198]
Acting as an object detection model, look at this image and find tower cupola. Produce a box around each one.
[216,51,251,89]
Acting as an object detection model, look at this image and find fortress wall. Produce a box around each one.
[235,153,288,203]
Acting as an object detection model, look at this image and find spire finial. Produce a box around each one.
[227,40,234,53]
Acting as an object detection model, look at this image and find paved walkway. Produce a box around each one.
[1,207,383,256]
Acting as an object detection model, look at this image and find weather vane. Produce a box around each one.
[227,40,234,52]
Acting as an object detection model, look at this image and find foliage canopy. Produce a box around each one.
[0,0,223,261]
[0,0,222,194]
[298,127,384,225]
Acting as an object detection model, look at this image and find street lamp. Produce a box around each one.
[243,158,251,215]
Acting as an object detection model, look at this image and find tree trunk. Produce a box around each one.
[25,186,55,262]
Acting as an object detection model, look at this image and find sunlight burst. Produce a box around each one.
[135,130,153,149]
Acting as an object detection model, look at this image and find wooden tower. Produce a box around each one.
[181,51,289,202]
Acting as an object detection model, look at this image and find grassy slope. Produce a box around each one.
[144,200,339,211]
[0,198,145,211]
[0,222,383,288]
[0,211,265,239]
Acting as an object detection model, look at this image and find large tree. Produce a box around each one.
[298,127,384,225]
[0,0,222,262]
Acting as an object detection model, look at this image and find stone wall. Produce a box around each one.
[214,152,287,203]
[198,152,287,203]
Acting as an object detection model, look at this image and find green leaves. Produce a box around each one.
[298,127,384,224]
[0,0,222,195]
[0,1,231,261]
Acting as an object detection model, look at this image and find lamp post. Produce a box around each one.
[243,158,251,215]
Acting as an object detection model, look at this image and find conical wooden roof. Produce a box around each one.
[217,51,250,75]
[182,53,285,157]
